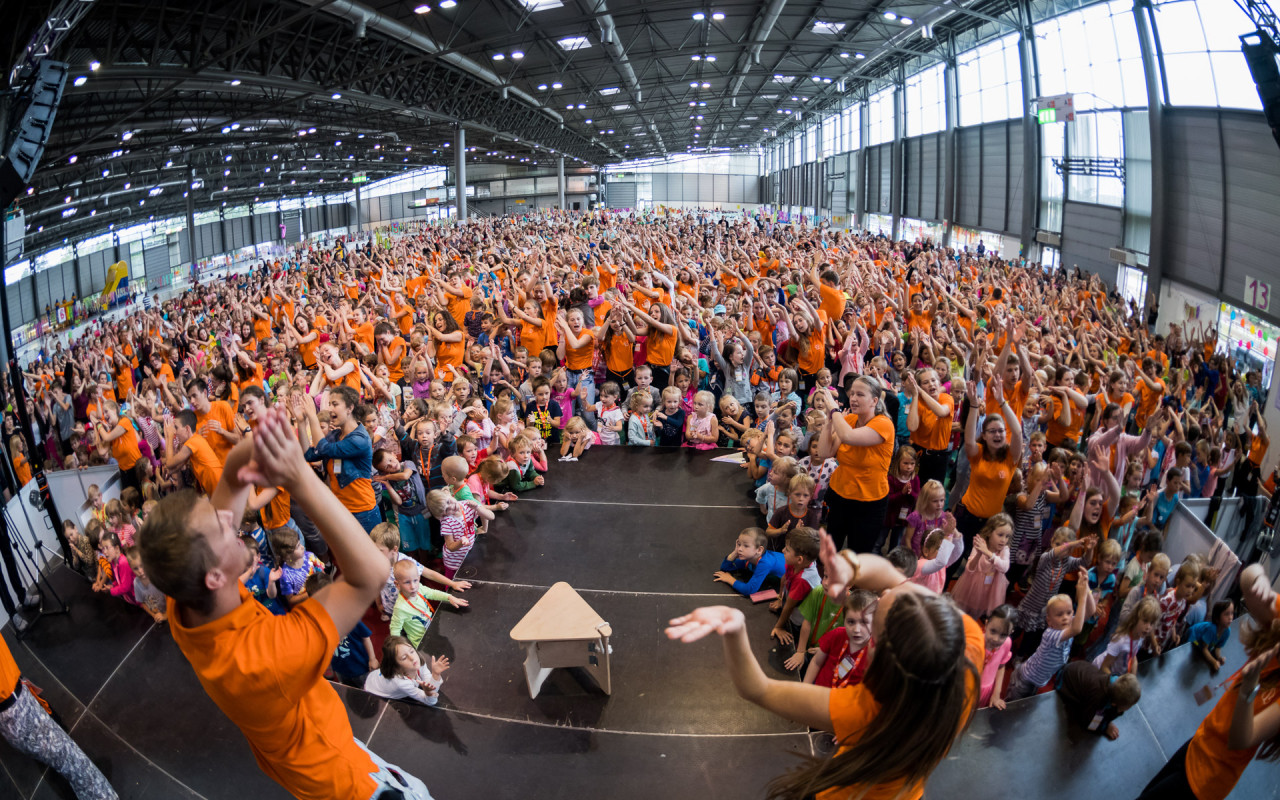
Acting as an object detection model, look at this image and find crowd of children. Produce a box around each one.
[14,209,1274,733]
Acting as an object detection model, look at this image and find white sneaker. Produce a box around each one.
[565,456,578,462]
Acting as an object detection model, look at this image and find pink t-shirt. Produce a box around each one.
[980,636,1013,707]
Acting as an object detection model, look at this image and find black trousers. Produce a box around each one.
[917,447,949,488]
[825,490,888,554]
[1135,740,1198,800]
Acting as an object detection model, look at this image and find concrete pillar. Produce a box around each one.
[942,56,958,247]
[186,185,197,274]
[354,183,362,233]
[1017,20,1040,260]
[455,125,467,221]
[890,83,904,241]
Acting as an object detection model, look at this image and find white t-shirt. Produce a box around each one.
[1092,634,1137,672]
[363,667,442,705]
[598,405,625,445]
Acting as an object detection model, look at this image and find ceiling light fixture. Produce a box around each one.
[492,53,505,61]
[230,79,241,86]
[900,16,913,24]
[439,0,455,8]
[712,12,725,20]
[538,83,548,90]
[552,82,563,89]
[414,4,430,12]
[511,51,524,59]
[692,12,704,20]
[331,92,342,99]
[883,11,897,20]
[73,76,87,86]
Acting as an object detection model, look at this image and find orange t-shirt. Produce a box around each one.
[1249,438,1268,468]
[238,364,266,395]
[962,449,1018,518]
[820,613,983,800]
[1045,395,1085,447]
[110,422,142,471]
[352,322,375,354]
[298,336,318,369]
[1134,378,1165,428]
[383,336,407,383]
[253,317,273,343]
[829,414,895,502]
[184,433,223,497]
[1185,660,1280,800]
[325,360,362,393]
[984,380,1030,420]
[197,400,238,465]
[167,587,377,800]
[906,310,933,333]
[262,486,292,530]
[910,394,955,453]
[12,453,32,487]
[446,286,473,328]
[604,331,635,373]
[115,363,134,398]
[797,327,826,375]
[646,328,677,367]
[520,319,546,356]
[818,283,846,324]
[566,329,596,371]
[328,460,376,514]
[0,635,22,701]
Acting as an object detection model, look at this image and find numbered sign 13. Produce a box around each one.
[1245,276,1271,314]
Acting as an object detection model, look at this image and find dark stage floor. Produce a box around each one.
[2,447,1277,799]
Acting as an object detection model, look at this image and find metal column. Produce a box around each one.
[557,157,566,210]
[1134,0,1165,315]
[185,186,197,275]
[890,80,904,241]
[942,51,958,247]
[1017,14,1040,261]
[353,183,362,233]
[455,125,467,222]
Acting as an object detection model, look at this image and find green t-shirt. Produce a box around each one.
[798,587,845,648]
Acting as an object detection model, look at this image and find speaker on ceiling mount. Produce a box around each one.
[1241,30,1280,150]
[0,59,69,207]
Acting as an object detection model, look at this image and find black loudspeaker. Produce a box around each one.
[0,59,69,207]
[1241,30,1280,149]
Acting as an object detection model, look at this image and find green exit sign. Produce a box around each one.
[352,172,368,184]
[1037,108,1057,124]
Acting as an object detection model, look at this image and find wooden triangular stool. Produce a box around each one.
[509,582,612,699]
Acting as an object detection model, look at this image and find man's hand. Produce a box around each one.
[237,407,308,491]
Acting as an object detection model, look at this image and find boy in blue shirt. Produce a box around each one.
[238,534,285,615]
[714,527,786,596]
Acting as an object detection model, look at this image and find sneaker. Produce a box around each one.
[565,456,578,462]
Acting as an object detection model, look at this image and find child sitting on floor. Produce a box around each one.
[559,416,598,461]
[306,572,378,687]
[363,635,451,706]
[782,571,849,674]
[714,527,786,597]
[105,498,137,549]
[389,559,465,649]
[803,589,877,688]
[1188,600,1234,671]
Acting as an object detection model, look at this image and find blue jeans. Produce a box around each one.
[356,738,433,800]
[565,368,598,429]
[352,506,383,534]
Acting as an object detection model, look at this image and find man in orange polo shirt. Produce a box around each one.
[186,381,241,466]
[0,636,115,798]
[139,410,432,800]
[162,410,226,497]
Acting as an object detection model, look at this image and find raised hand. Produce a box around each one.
[665,606,746,643]
[237,407,306,489]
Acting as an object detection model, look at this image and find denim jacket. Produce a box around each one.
[305,424,373,489]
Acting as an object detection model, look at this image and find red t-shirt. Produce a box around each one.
[815,628,871,688]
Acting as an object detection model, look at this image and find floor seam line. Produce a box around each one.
[468,579,746,598]
[80,708,211,799]
[431,703,808,737]
[85,622,155,712]
[366,703,390,744]
[1137,707,1168,762]
[519,498,756,509]
[0,747,33,800]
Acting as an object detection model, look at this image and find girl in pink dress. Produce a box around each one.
[682,390,720,450]
[951,513,1013,618]
[979,605,1016,709]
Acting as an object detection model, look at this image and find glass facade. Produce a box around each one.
[1154,0,1263,110]
[956,34,1022,126]
[905,63,946,137]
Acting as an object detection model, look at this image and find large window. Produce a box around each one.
[1040,121,1066,233]
[1036,0,1146,111]
[1154,0,1262,109]
[822,113,839,157]
[956,33,1021,126]
[868,88,895,145]
[1067,111,1125,206]
[806,124,818,162]
[842,103,861,152]
[905,63,946,137]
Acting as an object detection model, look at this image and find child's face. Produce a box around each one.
[1174,576,1197,600]
[983,618,1012,652]
[989,525,1012,551]
[395,643,421,676]
[778,377,793,394]
[396,570,422,598]
[375,543,397,565]
[844,607,874,649]
[429,382,446,400]
[774,436,795,457]
[290,538,305,563]
[1218,604,1236,627]
[768,467,788,488]
[513,446,531,467]
[733,535,763,561]
[377,455,401,474]
[898,454,917,477]
[535,386,552,404]
[1029,439,1045,460]
[782,544,802,568]
[1133,619,1153,639]
[602,391,619,407]
[789,487,812,507]
[461,442,478,463]
[101,540,119,560]
[693,395,711,414]
[1047,598,1074,630]
[89,490,103,509]
[754,398,770,417]
[663,396,680,413]
[1146,567,1168,592]
[927,491,945,516]
[1099,555,1120,576]
[551,374,568,392]
[675,373,691,391]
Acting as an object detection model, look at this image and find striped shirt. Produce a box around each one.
[1017,551,1083,632]
[1020,626,1071,688]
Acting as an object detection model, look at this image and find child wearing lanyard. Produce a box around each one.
[804,590,877,688]
[782,575,848,674]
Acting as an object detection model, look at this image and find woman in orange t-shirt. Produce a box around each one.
[956,380,1022,573]
[905,367,956,487]
[425,310,465,381]
[667,546,982,800]
[1136,568,1280,800]
[818,376,895,553]
[94,400,143,491]
[625,299,680,391]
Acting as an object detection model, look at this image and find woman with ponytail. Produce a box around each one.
[666,531,983,800]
